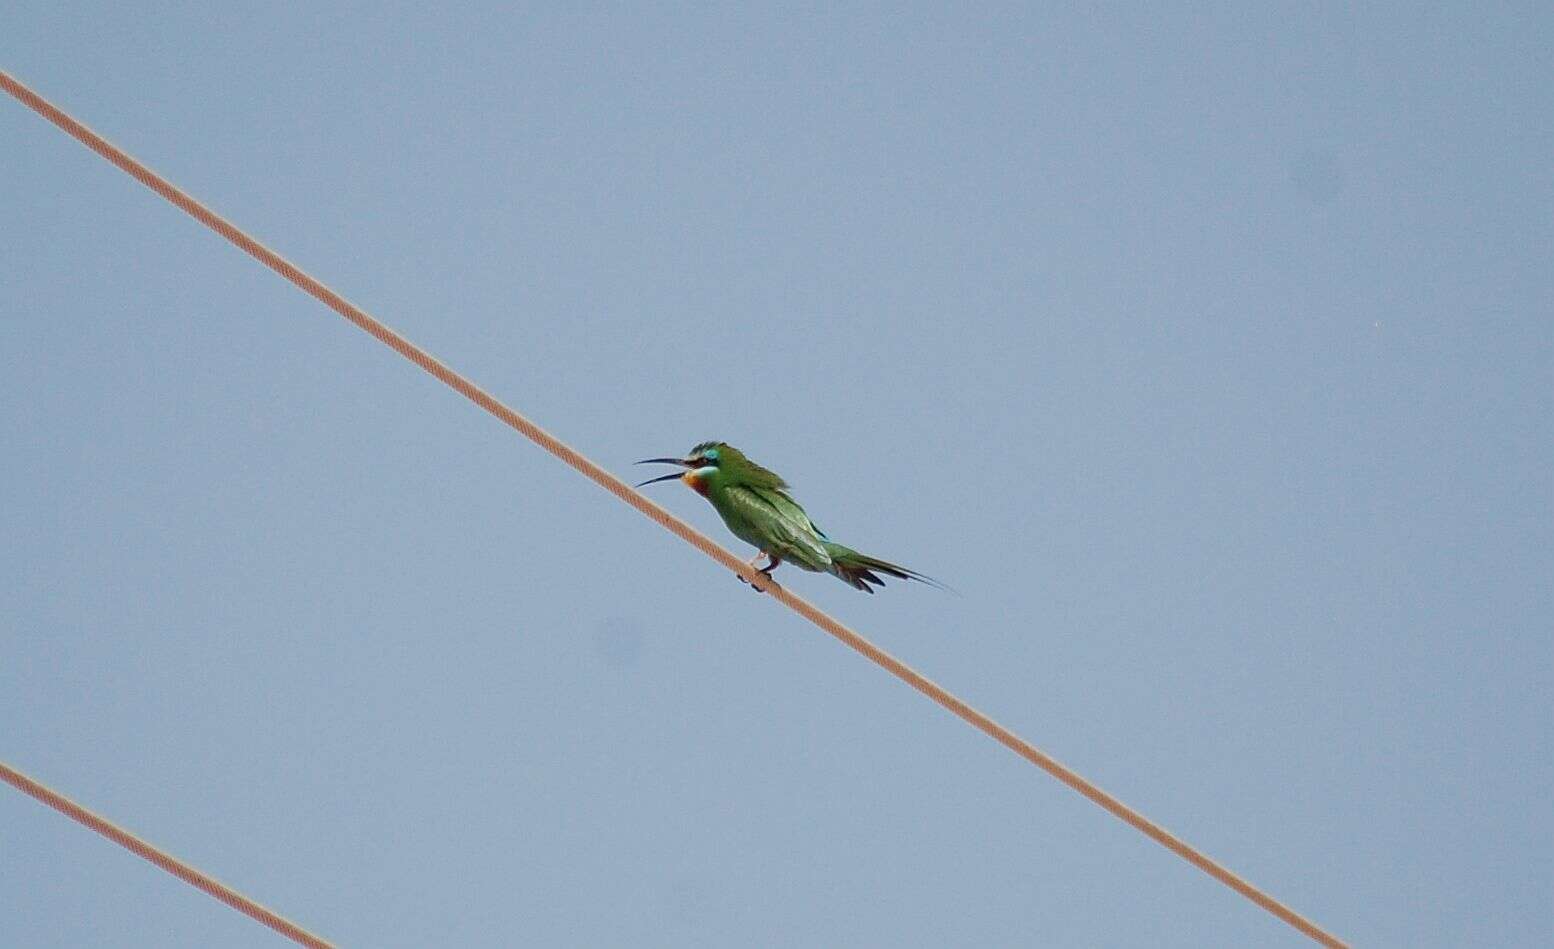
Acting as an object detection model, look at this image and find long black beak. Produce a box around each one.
[634,456,691,488]
[635,471,685,488]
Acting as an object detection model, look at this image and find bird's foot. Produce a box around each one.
[739,553,775,590]
[738,556,780,593]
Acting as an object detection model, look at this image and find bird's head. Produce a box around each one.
[635,441,788,495]
[635,441,725,495]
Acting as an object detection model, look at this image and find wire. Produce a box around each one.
[0,761,334,948]
[1,68,1348,948]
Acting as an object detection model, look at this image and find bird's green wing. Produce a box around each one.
[722,485,832,570]
[746,485,824,534]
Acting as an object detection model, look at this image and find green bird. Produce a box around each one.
[635,441,943,593]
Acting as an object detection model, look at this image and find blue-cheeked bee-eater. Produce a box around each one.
[636,442,944,593]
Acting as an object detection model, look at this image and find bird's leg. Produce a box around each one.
[738,552,772,585]
[738,553,782,592]
[747,556,782,594]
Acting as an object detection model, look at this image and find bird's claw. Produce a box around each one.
[737,572,771,593]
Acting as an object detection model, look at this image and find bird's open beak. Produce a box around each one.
[634,456,691,488]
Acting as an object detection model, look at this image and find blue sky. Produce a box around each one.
[3,4,1550,946]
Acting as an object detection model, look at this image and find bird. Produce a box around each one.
[635,441,945,593]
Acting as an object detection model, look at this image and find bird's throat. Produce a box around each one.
[682,470,712,497]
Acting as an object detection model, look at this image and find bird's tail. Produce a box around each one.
[822,543,951,594]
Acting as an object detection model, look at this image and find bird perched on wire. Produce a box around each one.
[636,441,945,593]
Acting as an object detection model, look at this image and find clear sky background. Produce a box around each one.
[3,4,1550,947]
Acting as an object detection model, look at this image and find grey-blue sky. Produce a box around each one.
[3,4,1550,946]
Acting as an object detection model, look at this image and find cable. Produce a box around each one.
[0,761,334,948]
[1,68,1347,948]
